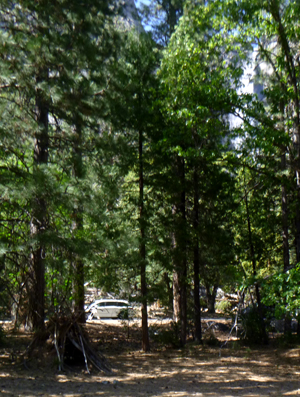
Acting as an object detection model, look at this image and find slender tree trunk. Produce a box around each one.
[73,121,85,323]
[168,2,177,36]
[165,0,186,343]
[180,245,187,346]
[271,6,298,333]
[139,128,149,352]
[163,272,173,311]
[172,265,180,323]
[295,201,300,264]
[172,157,187,346]
[28,72,49,332]
[245,190,268,344]
[73,205,85,323]
[206,285,218,314]
[281,153,292,334]
[179,158,187,346]
[172,205,180,323]
[293,108,300,264]
[270,4,300,258]
[193,169,202,343]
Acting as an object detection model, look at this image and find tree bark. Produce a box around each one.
[28,71,49,332]
[179,158,187,346]
[163,272,173,311]
[245,189,268,344]
[271,1,298,332]
[206,285,218,314]
[172,204,180,323]
[193,168,202,343]
[172,267,180,323]
[73,121,85,324]
[172,156,187,346]
[139,128,150,352]
[281,153,292,334]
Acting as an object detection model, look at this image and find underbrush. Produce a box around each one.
[271,332,300,348]
[149,321,181,348]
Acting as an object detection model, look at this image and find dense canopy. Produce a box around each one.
[0,0,300,349]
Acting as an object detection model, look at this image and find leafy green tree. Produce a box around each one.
[157,0,241,344]
[220,0,300,332]
[93,21,162,350]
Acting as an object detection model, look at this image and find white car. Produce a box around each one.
[85,299,132,320]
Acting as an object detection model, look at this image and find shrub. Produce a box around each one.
[149,322,181,348]
[203,329,219,346]
[239,306,268,345]
[215,299,232,314]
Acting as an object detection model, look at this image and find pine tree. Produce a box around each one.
[109,28,159,351]
[0,0,120,332]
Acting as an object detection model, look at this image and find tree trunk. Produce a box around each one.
[172,204,180,323]
[73,121,85,323]
[294,121,300,263]
[180,248,187,346]
[172,267,180,323]
[206,285,218,314]
[172,157,187,345]
[281,153,292,334]
[167,0,183,38]
[28,72,49,332]
[163,272,173,311]
[193,168,202,343]
[271,6,298,333]
[245,188,268,344]
[270,1,300,265]
[295,201,300,264]
[179,159,187,346]
[168,2,177,37]
[139,128,149,352]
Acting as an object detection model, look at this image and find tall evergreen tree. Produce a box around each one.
[108,26,160,350]
[0,0,119,332]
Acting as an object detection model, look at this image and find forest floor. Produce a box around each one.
[1,315,300,397]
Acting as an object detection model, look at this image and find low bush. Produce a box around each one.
[149,322,181,348]
[215,300,232,315]
[239,306,268,345]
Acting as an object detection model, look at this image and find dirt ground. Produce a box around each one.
[1,317,300,397]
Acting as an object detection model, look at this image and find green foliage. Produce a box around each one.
[0,0,300,348]
[239,306,268,345]
[200,298,207,309]
[0,0,123,324]
[215,300,232,315]
[274,333,300,348]
[261,264,300,319]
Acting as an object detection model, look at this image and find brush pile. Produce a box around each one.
[24,315,111,374]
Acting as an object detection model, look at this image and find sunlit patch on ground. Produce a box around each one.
[1,319,300,396]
